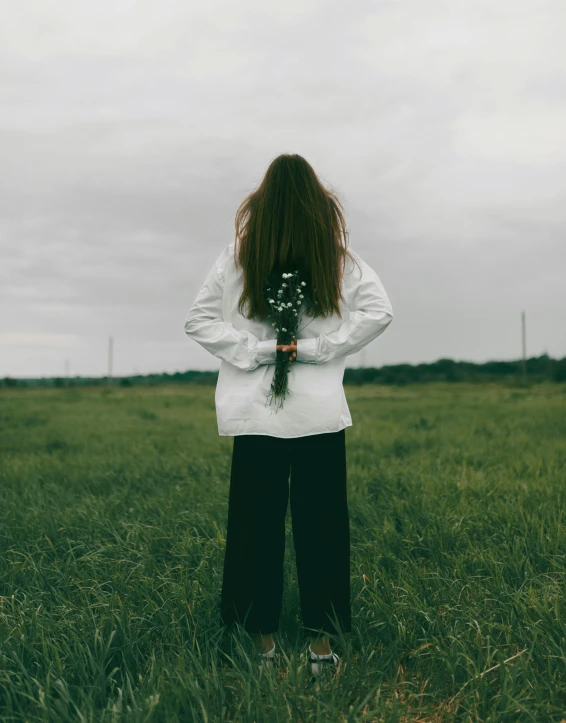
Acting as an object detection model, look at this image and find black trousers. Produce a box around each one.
[219,428,351,636]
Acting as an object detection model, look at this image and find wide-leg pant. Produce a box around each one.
[219,428,351,636]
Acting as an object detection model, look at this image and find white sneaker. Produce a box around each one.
[257,641,276,670]
[309,644,339,678]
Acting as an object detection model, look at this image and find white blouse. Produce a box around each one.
[184,242,394,438]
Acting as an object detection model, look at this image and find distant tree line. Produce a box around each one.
[343,354,565,386]
[2,353,565,389]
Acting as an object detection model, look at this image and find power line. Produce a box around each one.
[108,336,113,385]
[521,311,527,384]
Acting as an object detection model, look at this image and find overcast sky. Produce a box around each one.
[1,0,565,378]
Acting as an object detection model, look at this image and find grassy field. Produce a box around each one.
[0,382,565,722]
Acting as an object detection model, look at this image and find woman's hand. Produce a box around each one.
[276,338,297,363]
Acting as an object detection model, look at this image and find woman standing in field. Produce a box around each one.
[184,153,394,677]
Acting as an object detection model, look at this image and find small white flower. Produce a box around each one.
[301,281,306,286]
[287,302,292,307]
[278,306,283,311]
[282,273,288,278]
[268,299,274,304]
[282,283,287,288]
[299,294,304,298]
[274,327,279,332]
[293,310,298,315]
[282,327,287,332]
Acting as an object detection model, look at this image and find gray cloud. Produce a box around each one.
[1,0,565,377]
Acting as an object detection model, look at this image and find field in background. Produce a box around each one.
[1,383,565,721]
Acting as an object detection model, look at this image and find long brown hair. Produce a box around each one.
[234,153,360,321]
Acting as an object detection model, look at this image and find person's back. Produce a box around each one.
[184,155,394,437]
[184,153,394,675]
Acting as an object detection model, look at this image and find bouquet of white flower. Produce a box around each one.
[263,269,309,411]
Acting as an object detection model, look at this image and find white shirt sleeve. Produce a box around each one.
[184,248,277,371]
[297,249,393,364]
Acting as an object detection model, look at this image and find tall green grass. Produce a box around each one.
[0,383,565,721]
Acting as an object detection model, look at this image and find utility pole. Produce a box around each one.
[108,336,113,385]
[521,311,527,384]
